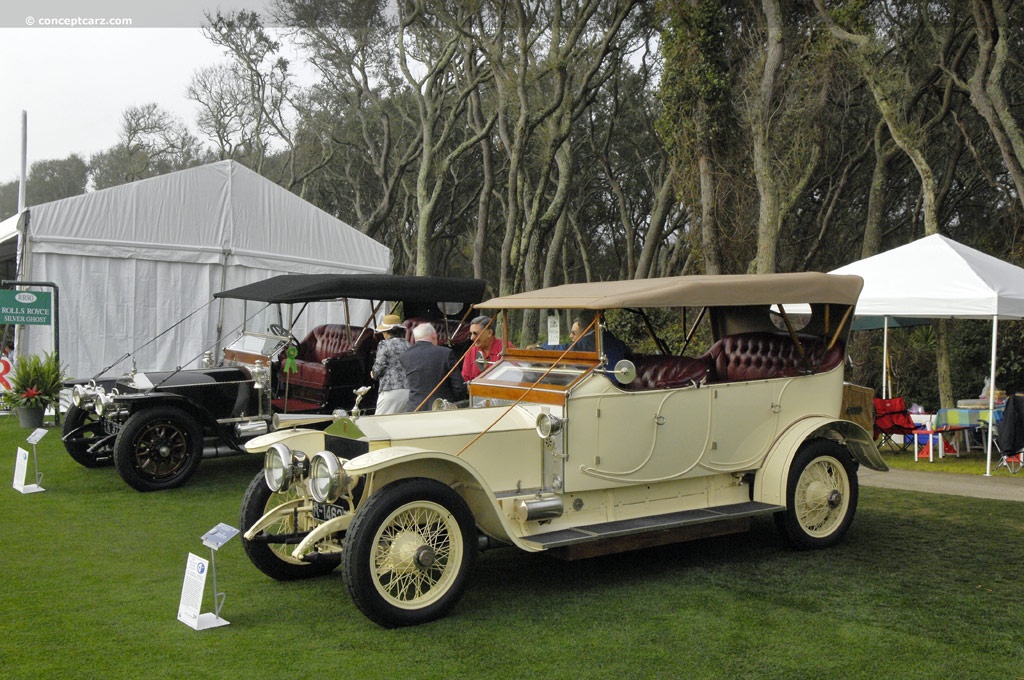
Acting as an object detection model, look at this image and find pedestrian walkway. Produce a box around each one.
[859,467,1024,502]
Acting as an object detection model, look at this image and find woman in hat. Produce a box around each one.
[370,314,410,414]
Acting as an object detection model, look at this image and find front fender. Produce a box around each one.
[754,415,886,507]
[243,428,327,455]
[346,446,542,552]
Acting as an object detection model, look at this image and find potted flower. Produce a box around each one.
[3,352,65,428]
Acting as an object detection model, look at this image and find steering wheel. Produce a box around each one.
[269,323,298,346]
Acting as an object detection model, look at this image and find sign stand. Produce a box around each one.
[177,523,239,630]
[12,428,47,494]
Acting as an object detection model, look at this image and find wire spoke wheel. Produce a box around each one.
[793,456,850,537]
[343,478,476,627]
[370,501,461,608]
[240,471,339,580]
[776,439,858,550]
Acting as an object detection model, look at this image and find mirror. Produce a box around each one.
[612,359,636,385]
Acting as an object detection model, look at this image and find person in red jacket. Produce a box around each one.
[461,315,505,382]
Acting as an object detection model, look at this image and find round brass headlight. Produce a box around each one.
[535,412,563,438]
[309,451,342,503]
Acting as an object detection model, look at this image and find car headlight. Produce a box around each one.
[264,443,308,493]
[535,413,563,438]
[309,451,351,504]
[95,392,115,417]
[72,384,102,410]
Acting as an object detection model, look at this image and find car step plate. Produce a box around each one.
[525,501,783,550]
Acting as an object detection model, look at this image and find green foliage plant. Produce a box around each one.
[3,351,65,410]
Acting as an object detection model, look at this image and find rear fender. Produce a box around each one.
[755,416,885,507]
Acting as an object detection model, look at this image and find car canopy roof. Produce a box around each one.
[477,273,862,310]
[215,274,487,305]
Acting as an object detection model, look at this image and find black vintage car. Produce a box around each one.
[62,274,486,491]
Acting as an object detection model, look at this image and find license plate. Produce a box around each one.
[312,502,346,521]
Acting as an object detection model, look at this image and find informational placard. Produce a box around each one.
[177,553,228,630]
[26,428,46,445]
[202,523,239,550]
[0,290,52,326]
[177,552,208,628]
[546,313,561,347]
[12,446,44,494]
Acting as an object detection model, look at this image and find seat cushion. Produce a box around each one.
[706,332,843,382]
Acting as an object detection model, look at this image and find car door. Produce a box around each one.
[565,379,714,492]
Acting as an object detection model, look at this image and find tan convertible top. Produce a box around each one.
[477,272,863,310]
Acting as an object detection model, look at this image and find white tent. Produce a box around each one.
[832,234,1024,475]
[0,160,390,380]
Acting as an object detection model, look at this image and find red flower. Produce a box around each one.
[20,386,40,400]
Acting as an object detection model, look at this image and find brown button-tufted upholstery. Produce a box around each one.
[627,354,712,390]
[706,332,843,382]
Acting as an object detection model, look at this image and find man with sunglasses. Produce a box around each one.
[461,315,507,382]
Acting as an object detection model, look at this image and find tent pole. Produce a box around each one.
[882,316,890,399]
[986,316,997,476]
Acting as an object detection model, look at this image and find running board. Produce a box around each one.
[524,501,783,560]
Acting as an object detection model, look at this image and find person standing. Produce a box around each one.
[371,314,410,414]
[400,323,466,412]
[461,315,506,382]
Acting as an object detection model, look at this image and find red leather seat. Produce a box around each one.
[288,324,369,391]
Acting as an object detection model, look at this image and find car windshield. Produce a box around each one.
[482,357,596,388]
[225,331,289,357]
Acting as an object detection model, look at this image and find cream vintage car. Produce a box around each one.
[239,272,886,627]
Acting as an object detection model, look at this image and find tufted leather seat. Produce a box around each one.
[288,324,370,392]
[706,332,843,383]
[627,354,712,390]
[624,333,842,391]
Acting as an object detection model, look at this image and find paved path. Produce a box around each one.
[859,467,1024,502]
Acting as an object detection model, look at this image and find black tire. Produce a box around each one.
[62,405,114,468]
[239,471,339,581]
[775,439,859,550]
[113,405,203,491]
[342,478,477,628]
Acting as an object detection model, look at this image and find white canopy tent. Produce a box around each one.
[0,160,390,380]
[832,234,1024,475]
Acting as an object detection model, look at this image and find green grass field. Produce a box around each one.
[2,414,1023,679]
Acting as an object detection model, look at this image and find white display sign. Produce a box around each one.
[546,314,561,347]
[177,553,228,630]
[12,446,44,494]
[177,552,208,628]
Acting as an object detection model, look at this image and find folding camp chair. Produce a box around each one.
[995,395,1024,474]
[873,396,921,452]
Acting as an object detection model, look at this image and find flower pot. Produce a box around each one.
[15,406,44,429]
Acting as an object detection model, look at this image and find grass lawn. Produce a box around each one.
[2,413,1023,679]
[878,435,1020,475]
